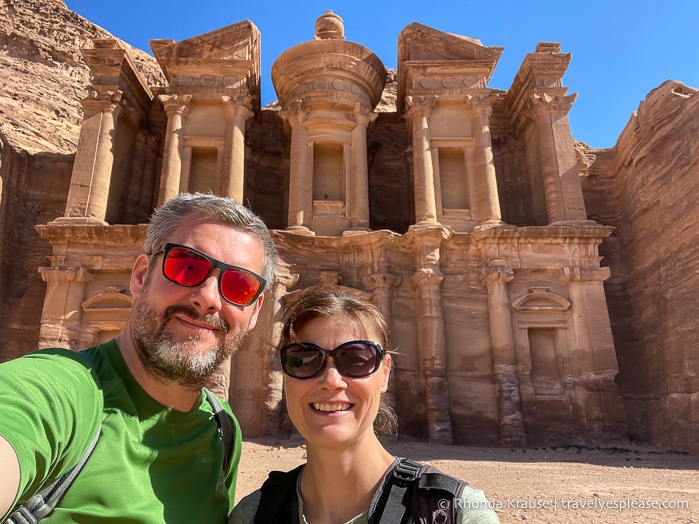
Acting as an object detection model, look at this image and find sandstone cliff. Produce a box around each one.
[0,0,163,359]
[579,80,699,454]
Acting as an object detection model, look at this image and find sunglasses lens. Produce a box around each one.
[282,344,324,378]
[163,247,212,286]
[220,269,262,306]
[280,341,381,379]
[334,342,380,377]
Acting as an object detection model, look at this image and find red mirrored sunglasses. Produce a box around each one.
[151,243,266,307]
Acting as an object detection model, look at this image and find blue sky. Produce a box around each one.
[65,0,698,149]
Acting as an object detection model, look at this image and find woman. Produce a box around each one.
[231,284,498,523]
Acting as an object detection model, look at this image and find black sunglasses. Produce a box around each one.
[280,340,383,379]
[152,243,266,307]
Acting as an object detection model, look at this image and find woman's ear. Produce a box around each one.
[380,353,392,393]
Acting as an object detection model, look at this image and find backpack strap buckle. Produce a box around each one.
[392,458,421,485]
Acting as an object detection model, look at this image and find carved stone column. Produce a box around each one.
[141,134,160,214]
[221,95,254,203]
[37,266,92,349]
[405,96,438,223]
[260,265,299,436]
[466,95,503,227]
[483,267,526,446]
[528,92,586,223]
[409,225,452,443]
[282,102,311,231]
[64,90,126,221]
[349,105,377,230]
[158,94,192,205]
[565,265,625,440]
[362,271,402,413]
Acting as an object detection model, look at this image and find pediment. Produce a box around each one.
[398,22,503,65]
[150,20,260,76]
[512,287,571,312]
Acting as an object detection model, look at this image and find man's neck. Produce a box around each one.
[114,329,202,412]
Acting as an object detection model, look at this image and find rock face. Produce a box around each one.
[0,1,696,454]
[579,81,699,454]
[0,0,163,361]
[0,0,164,154]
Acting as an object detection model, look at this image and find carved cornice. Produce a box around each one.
[563,266,611,282]
[410,72,487,92]
[280,75,375,111]
[35,223,147,247]
[171,73,248,90]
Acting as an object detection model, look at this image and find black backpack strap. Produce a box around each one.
[369,458,467,524]
[418,471,463,493]
[203,389,233,473]
[370,458,422,524]
[412,465,466,524]
[253,465,304,524]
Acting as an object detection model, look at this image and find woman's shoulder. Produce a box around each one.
[456,485,500,523]
[229,489,262,524]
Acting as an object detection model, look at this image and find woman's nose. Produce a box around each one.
[318,357,347,388]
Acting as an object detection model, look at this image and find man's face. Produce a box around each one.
[128,216,266,389]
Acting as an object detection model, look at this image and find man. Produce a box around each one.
[0,193,278,522]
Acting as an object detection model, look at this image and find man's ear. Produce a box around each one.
[130,254,151,299]
[246,293,265,331]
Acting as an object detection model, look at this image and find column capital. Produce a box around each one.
[482,266,515,286]
[410,268,444,288]
[279,99,310,125]
[81,89,126,116]
[221,95,254,120]
[528,92,578,118]
[464,93,494,118]
[38,266,93,283]
[353,102,378,127]
[404,95,438,118]
[158,94,193,118]
[362,272,402,291]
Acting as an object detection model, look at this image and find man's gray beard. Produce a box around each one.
[131,299,245,389]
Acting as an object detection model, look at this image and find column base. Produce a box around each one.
[285,225,315,236]
[49,216,109,226]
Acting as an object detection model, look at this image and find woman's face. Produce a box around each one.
[283,314,391,450]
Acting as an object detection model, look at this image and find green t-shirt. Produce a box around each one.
[0,340,241,523]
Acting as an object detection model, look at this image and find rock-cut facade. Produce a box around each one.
[10,9,696,451]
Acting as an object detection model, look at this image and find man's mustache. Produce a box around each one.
[162,305,230,334]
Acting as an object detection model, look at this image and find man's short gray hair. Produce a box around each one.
[144,193,278,285]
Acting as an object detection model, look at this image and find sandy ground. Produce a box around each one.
[235,437,699,523]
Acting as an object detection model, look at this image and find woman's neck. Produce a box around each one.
[300,435,395,524]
